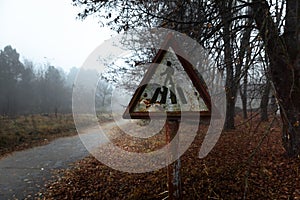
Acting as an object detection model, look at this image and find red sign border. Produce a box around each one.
[123,33,212,120]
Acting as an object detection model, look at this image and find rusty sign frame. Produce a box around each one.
[123,33,212,120]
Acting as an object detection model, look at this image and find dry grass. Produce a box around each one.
[0,113,113,157]
[0,114,75,157]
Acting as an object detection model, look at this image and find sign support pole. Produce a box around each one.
[122,33,213,199]
[165,119,182,200]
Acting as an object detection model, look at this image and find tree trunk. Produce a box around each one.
[240,36,252,120]
[252,0,300,156]
[225,90,236,129]
[281,0,300,156]
[217,0,236,130]
[260,80,271,121]
[281,104,300,156]
[219,1,253,129]
[240,73,248,119]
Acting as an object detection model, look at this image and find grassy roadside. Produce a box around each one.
[0,113,112,158]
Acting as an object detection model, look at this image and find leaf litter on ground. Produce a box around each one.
[38,115,300,199]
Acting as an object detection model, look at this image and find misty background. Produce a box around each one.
[0,45,112,116]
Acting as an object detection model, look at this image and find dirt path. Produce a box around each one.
[0,120,128,200]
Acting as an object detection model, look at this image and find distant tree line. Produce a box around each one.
[0,45,112,116]
[0,45,71,116]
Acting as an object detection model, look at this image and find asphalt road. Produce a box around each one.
[0,121,125,200]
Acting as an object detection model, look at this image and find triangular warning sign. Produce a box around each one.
[123,33,212,120]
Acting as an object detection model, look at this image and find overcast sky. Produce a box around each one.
[0,0,114,71]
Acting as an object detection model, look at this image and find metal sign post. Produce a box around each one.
[165,119,182,199]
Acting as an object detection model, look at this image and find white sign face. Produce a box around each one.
[133,47,208,113]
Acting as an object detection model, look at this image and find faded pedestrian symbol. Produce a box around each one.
[123,33,211,120]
